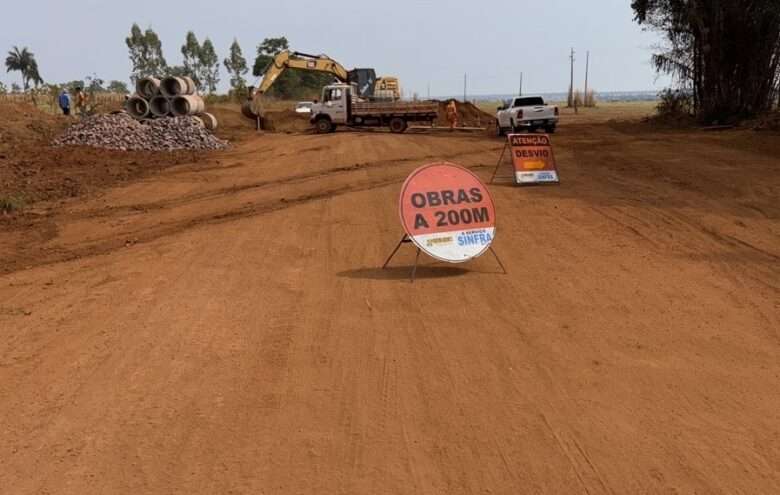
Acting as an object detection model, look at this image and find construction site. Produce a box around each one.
[2,4,780,494]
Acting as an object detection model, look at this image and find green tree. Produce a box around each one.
[11,82,21,93]
[250,37,332,99]
[5,46,43,90]
[125,23,168,83]
[181,31,202,90]
[106,80,130,93]
[252,37,289,77]
[0,81,7,94]
[85,74,105,93]
[252,37,303,99]
[632,0,780,122]
[199,38,220,94]
[223,39,248,96]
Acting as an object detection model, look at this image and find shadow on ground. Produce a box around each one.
[338,265,471,281]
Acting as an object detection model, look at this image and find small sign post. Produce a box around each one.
[383,162,506,282]
[491,133,560,185]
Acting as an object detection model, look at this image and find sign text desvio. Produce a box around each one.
[400,162,496,263]
[509,133,560,185]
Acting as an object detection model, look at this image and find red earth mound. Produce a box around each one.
[436,100,495,128]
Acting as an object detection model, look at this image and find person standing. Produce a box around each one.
[58,89,71,116]
[74,87,87,116]
[446,100,459,131]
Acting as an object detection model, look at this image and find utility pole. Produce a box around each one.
[519,72,523,96]
[427,82,430,100]
[463,73,467,102]
[584,51,590,106]
[568,48,575,108]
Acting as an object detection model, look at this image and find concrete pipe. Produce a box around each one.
[135,78,160,99]
[191,116,205,128]
[182,76,197,95]
[149,95,172,117]
[160,76,191,97]
[171,95,205,116]
[197,112,218,131]
[125,96,150,119]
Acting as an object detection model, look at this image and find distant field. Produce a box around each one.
[474,100,657,123]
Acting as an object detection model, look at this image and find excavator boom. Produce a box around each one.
[256,51,349,94]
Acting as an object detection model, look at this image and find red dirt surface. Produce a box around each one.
[1,104,778,494]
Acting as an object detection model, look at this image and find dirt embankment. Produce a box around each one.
[436,99,496,128]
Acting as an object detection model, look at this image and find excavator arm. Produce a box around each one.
[255,50,349,95]
[243,49,393,125]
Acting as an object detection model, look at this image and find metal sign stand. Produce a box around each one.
[382,235,421,282]
[382,234,507,283]
[490,141,514,184]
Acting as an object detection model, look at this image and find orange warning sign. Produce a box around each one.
[399,162,496,263]
[509,133,560,184]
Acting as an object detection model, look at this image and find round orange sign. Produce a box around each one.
[399,162,496,263]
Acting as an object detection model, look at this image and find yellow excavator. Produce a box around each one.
[242,50,400,122]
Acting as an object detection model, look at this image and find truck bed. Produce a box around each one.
[352,101,438,118]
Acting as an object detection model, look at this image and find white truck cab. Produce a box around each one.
[496,96,559,135]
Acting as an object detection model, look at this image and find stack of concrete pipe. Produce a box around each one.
[125,76,218,131]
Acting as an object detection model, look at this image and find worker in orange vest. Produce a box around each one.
[74,87,88,117]
[446,100,458,131]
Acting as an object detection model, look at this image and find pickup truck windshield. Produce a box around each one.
[514,97,545,106]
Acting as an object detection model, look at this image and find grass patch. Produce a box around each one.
[0,195,26,214]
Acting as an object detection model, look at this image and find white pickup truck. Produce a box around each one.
[496,96,559,135]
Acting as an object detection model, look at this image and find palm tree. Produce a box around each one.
[5,46,43,91]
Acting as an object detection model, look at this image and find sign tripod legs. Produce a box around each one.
[382,235,507,281]
[490,142,510,184]
[382,235,409,269]
[488,246,507,274]
[411,248,421,283]
[382,235,422,283]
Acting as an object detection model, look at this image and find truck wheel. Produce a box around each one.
[546,125,557,134]
[496,121,505,137]
[315,117,332,134]
[389,117,407,133]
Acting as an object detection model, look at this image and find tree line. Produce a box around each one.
[4,25,326,100]
[125,24,329,100]
[4,46,129,96]
[633,0,780,123]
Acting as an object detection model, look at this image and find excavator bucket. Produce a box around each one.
[241,92,268,130]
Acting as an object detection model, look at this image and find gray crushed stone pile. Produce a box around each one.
[52,113,229,151]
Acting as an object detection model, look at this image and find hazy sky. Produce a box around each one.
[1,0,668,96]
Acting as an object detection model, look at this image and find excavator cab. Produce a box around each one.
[347,69,377,99]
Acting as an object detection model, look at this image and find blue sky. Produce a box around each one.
[1,0,668,96]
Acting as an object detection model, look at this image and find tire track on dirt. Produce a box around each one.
[2,147,496,276]
[62,147,501,220]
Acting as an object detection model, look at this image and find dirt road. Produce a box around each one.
[1,108,778,493]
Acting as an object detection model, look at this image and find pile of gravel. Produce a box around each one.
[52,113,229,151]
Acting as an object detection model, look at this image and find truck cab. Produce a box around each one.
[310,84,354,133]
